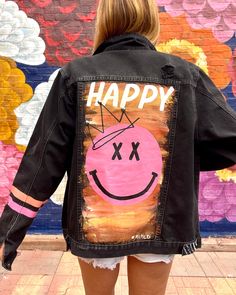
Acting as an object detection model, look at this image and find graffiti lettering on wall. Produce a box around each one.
[0,0,235,234]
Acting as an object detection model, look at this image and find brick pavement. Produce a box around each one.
[1,250,236,294]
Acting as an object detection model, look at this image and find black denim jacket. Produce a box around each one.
[1,33,236,271]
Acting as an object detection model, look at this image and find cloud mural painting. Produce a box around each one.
[199,171,236,222]
[0,0,46,65]
[0,57,33,147]
[15,0,97,65]
[216,165,236,184]
[14,69,60,147]
[157,13,232,89]
[157,0,236,43]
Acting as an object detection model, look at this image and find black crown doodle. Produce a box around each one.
[86,102,140,150]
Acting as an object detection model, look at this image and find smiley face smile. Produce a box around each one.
[89,170,158,200]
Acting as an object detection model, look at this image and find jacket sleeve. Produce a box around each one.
[196,69,236,171]
[0,70,76,270]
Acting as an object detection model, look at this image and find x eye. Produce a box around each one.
[112,143,122,160]
[112,142,140,161]
[129,142,140,161]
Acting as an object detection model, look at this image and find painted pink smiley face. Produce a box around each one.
[85,124,163,205]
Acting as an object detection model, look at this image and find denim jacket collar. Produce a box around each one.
[93,32,157,55]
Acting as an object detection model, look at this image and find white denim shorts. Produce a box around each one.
[79,254,175,270]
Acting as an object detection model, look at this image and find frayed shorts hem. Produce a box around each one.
[78,254,175,270]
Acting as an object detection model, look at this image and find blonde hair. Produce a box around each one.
[93,0,160,51]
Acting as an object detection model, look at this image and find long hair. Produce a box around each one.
[93,0,160,51]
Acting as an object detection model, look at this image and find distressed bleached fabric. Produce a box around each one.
[79,254,175,270]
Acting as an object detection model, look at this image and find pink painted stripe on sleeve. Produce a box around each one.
[8,197,37,218]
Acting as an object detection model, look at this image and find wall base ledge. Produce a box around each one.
[19,235,236,252]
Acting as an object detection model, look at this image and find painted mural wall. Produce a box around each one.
[0,0,235,236]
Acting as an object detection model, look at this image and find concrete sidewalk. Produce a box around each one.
[0,238,236,294]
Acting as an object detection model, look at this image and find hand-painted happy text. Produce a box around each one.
[86,82,175,111]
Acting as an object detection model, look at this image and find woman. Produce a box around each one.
[0,0,236,294]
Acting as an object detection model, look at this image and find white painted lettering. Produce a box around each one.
[138,85,158,109]
[102,83,119,107]
[87,82,175,111]
[159,86,175,111]
[87,82,106,106]
[120,84,140,109]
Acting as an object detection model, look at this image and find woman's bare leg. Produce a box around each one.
[127,256,172,295]
[78,258,120,295]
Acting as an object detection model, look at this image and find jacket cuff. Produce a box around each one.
[0,242,17,271]
[0,196,38,271]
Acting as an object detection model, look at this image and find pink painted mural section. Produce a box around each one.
[0,142,23,214]
[199,168,236,222]
[157,0,236,42]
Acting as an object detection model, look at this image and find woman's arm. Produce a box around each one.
[0,70,76,270]
[195,69,236,171]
